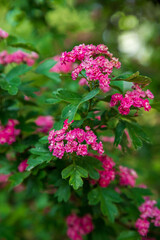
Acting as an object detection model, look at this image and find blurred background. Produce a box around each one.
[0,0,160,239]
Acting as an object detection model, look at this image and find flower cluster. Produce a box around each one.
[60,44,121,92]
[50,55,75,73]
[118,166,138,187]
[66,213,94,240]
[35,116,54,133]
[135,198,160,236]
[0,50,39,66]
[0,174,10,189]
[0,119,20,145]
[18,159,28,172]
[91,154,116,187]
[0,28,9,39]
[48,120,104,159]
[110,84,154,115]
[0,174,10,183]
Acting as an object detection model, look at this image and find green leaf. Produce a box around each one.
[80,88,99,103]
[56,88,100,122]
[151,102,160,111]
[117,231,141,240]
[127,122,150,149]
[8,77,21,87]
[99,188,119,222]
[101,188,122,203]
[113,72,151,85]
[45,98,61,104]
[36,59,61,82]
[8,42,39,53]
[110,82,123,93]
[69,169,84,190]
[76,165,88,178]
[128,188,152,205]
[39,136,49,144]
[55,89,82,104]
[129,122,150,143]
[43,72,61,82]
[127,126,143,149]
[114,121,126,146]
[112,72,133,80]
[88,188,100,205]
[6,35,17,45]
[77,156,102,180]
[53,120,64,130]
[82,156,103,170]
[0,163,12,174]
[6,64,31,81]
[29,143,50,156]
[54,180,71,202]
[100,198,118,222]
[36,59,57,73]
[0,80,18,95]
[6,35,39,53]
[61,104,79,122]
[26,155,52,171]
[9,172,30,188]
[62,165,88,190]
[61,164,74,179]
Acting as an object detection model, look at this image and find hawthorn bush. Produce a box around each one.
[0,28,160,240]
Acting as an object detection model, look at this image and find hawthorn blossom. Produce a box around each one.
[0,50,38,66]
[18,159,28,172]
[0,174,10,183]
[89,154,116,188]
[60,44,121,92]
[135,218,150,236]
[110,84,154,115]
[35,115,54,133]
[66,213,94,240]
[0,119,20,145]
[135,198,160,236]
[48,119,104,159]
[118,166,138,187]
[50,55,75,73]
[0,28,9,39]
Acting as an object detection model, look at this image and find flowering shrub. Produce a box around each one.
[0,28,160,239]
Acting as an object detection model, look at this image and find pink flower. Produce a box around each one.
[110,93,123,107]
[85,130,97,144]
[18,159,28,172]
[143,99,151,112]
[50,55,75,73]
[110,84,154,115]
[135,197,160,236]
[48,120,104,159]
[79,78,88,86]
[118,166,138,187]
[0,28,9,39]
[0,119,20,145]
[0,50,38,66]
[145,90,154,99]
[35,115,54,133]
[89,154,116,188]
[135,218,150,236]
[60,44,121,92]
[66,213,94,240]
[77,144,88,156]
[0,174,10,183]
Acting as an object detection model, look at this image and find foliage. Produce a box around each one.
[0,1,160,240]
